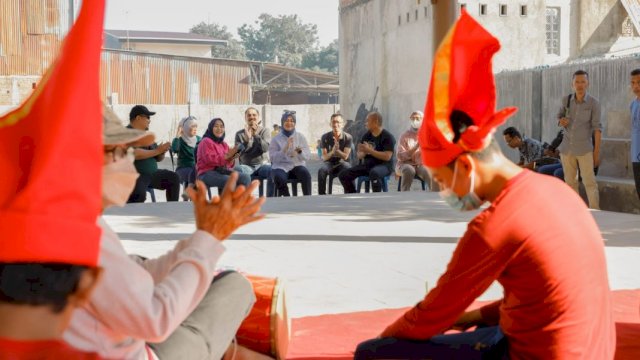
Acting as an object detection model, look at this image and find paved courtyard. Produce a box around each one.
[107,162,640,319]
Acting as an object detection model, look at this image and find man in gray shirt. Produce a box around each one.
[556,70,602,209]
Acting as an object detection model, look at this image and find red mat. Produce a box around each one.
[286,289,640,360]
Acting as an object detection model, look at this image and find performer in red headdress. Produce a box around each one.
[0,1,105,358]
[355,11,615,360]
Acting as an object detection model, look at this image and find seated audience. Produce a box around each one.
[171,116,201,200]
[318,113,352,195]
[197,118,251,191]
[127,105,181,202]
[502,126,544,170]
[339,111,396,193]
[268,110,312,196]
[396,110,430,191]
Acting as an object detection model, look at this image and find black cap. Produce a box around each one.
[129,105,156,121]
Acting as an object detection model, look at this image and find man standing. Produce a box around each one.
[396,111,430,191]
[127,105,180,202]
[557,70,602,209]
[502,126,544,170]
[318,113,353,195]
[630,69,640,200]
[339,111,395,193]
[235,107,274,197]
[355,12,614,359]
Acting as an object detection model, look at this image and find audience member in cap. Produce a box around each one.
[234,107,274,197]
[355,12,614,359]
[172,116,201,200]
[317,113,353,195]
[197,118,251,192]
[395,110,431,191]
[268,110,312,196]
[126,104,181,203]
[65,108,268,360]
[338,111,396,193]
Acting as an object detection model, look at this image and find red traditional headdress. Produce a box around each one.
[0,0,106,266]
[419,10,518,167]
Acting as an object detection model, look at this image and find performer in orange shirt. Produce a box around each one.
[355,11,615,360]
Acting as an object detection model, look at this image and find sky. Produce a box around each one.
[104,0,339,47]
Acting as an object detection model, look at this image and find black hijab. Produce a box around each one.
[203,118,225,144]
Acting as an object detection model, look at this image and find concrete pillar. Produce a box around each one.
[432,0,458,52]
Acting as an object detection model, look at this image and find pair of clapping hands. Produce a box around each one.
[185,173,265,240]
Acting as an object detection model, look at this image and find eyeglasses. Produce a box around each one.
[283,110,296,115]
[105,146,134,161]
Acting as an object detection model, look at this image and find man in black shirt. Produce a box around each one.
[318,113,353,195]
[339,111,395,193]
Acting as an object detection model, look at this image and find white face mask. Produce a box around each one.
[411,120,422,129]
[102,155,139,208]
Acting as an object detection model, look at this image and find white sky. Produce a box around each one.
[104,0,339,47]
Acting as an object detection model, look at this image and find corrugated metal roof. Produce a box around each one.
[104,30,227,46]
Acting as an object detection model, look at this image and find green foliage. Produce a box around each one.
[238,14,319,68]
[190,22,247,60]
[302,39,339,74]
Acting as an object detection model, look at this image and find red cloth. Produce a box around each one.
[0,338,101,360]
[419,10,517,167]
[382,171,616,359]
[0,0,105,266]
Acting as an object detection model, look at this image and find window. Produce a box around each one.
[407,12,410,22]
[545,7,561,55]
[415,9,418,20]
[398,15,402,26]
[424,6,429,18]
[622,17,635,37]
[479,4,487,15]
[520,5,528,16]
[499,4,508,16]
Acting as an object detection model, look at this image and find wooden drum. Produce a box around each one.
[236,275,290,360]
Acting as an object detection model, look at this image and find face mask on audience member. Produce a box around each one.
[411,119,422,130]
[439,161,483,211]
[102,155,139,208]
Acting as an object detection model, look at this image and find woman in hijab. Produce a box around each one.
[172,116,200,200]
[196,117,251,192]
[268,110,312,196]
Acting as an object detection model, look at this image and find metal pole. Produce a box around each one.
[432,0,458,53]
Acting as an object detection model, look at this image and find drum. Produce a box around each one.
[236,275,290,360]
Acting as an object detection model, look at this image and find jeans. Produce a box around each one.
[272,166,312,196]
[128,169,180,203]
[560,153,599,209]
[339,164,392,193]
[198,167,251,192]
[236,164,274,197]
[148,271,255,360]
[317,161,351,195]
[536,162,564,181]
[634,162,640,201]
[175,166,196,185]
[354,326,508,360]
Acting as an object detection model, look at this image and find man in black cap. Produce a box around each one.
[127,105,181,202]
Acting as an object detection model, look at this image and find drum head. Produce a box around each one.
[270,278,291,360]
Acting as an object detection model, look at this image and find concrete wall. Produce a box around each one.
[0,76,40,106]
[105,104,339,149]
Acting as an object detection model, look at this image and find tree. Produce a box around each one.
[302,39,339,74]
[238,14,319,67]
[190,22,247,60]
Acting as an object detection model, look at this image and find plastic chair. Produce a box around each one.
[273,178,299,197]
[356,175,389,193]
[146,187,156,202]
[327,173,340,194]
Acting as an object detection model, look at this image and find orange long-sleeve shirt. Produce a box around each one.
[383,170,615,359]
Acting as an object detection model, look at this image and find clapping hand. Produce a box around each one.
[186,174,265,240]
